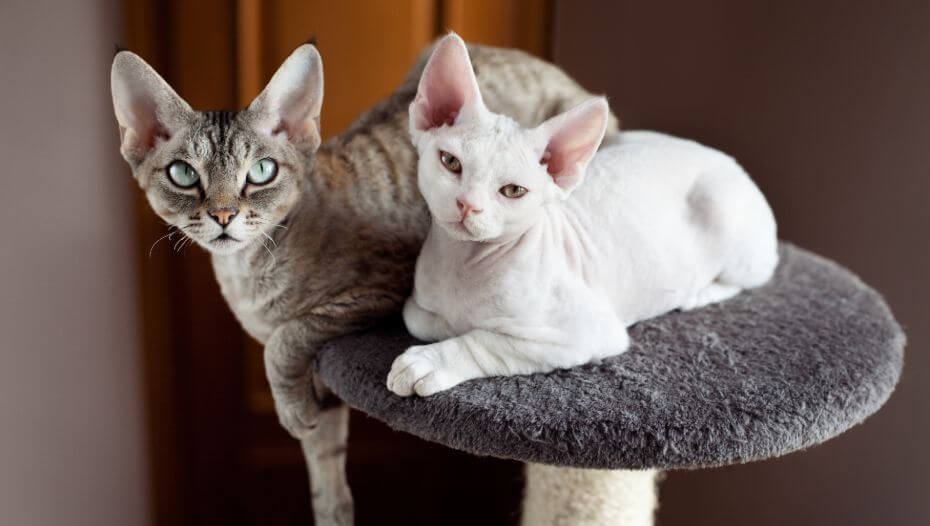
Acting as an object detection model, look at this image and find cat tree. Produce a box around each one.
[312,244,904,525]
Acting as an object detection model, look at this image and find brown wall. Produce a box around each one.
[0,1,150,525]
[552,1,929,524]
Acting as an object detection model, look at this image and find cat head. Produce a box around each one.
[409,34,609,243]
[111,45,324,254]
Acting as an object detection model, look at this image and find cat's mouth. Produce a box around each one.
[442,219,486,241]
[445,220,473,235]
[202,231,249,255]
[212,233,240,244]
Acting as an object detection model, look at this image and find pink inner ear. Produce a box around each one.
[541,133,595,177]
[147,124,171,149]
[428,103,459,129]
[412,95,462,131]
[537,99,608,190]
[122,98,171,153]
[412,36,480,131]
[540,150,558,174]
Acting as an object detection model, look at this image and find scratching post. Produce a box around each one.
[521,465,659,526]
[313,243,905,522]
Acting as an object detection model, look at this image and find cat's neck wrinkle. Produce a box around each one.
[464,233,523,267]
[544,202,597,277]
[449,203,594,274]
[509,204,596,279]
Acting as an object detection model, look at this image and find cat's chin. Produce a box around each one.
[200,234,248,255]
[440,220,488,242]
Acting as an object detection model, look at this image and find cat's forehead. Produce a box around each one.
[178,110,256,161]
[441,113,531,159]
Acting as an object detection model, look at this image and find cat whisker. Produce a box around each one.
[173,232,198,253]
[260,231,277,247]
[149,228,179,258]
[183,237,196,253]
[253,218,288,230]
[255,236,277,267]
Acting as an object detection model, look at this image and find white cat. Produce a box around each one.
[387,34,778,397]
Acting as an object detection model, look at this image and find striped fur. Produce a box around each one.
[114,41,619,526]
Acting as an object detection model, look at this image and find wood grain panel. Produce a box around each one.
[166,4,247,524]
[123,2,180,524]
[237,0,264,107]
[240,0,440,418]
[124,1,553,523]
[125,1,245,524]
[442,0,552,58]
[248,0,437,138]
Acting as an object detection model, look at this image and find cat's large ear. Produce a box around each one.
[247,44,324,153]
[535,98,609,195]
[410,33,484,137]
[111,51,193,166]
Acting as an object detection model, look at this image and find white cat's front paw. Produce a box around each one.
[386,344,463,397]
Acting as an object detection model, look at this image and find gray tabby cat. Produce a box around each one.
[111,39,618,525]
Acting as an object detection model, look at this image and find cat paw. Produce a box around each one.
[272,394,321,440]
[387,345,462,397]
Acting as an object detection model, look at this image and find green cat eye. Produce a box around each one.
[500,184,528,199]
[167,160,200,188]
[247,158,278,185]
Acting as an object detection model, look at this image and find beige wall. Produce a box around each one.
[0,1,150,524]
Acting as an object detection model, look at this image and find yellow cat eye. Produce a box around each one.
[438,150,462,174]
[500,184,528,199]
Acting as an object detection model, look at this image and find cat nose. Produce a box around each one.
[456,199,482,219]
[208,207,239,227]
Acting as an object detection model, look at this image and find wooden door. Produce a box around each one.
[122,1,550,524]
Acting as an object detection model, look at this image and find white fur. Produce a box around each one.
[387,35,778,397]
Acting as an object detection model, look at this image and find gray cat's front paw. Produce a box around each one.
[272,392,321,439]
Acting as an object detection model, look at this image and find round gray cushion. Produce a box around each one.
[316,244,905,469]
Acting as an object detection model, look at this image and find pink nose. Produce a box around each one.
[456,199,482,219]
[208,207,239,226]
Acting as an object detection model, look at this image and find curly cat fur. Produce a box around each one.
[112,38,619,526]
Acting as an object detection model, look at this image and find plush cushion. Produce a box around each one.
[316,244,905,469]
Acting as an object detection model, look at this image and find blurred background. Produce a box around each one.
[1,0,927,525]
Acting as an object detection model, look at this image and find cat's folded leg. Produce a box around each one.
[265,320,354,526]
[387,326,626,397]
[402,296,455,342]
[263,319,332,439]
